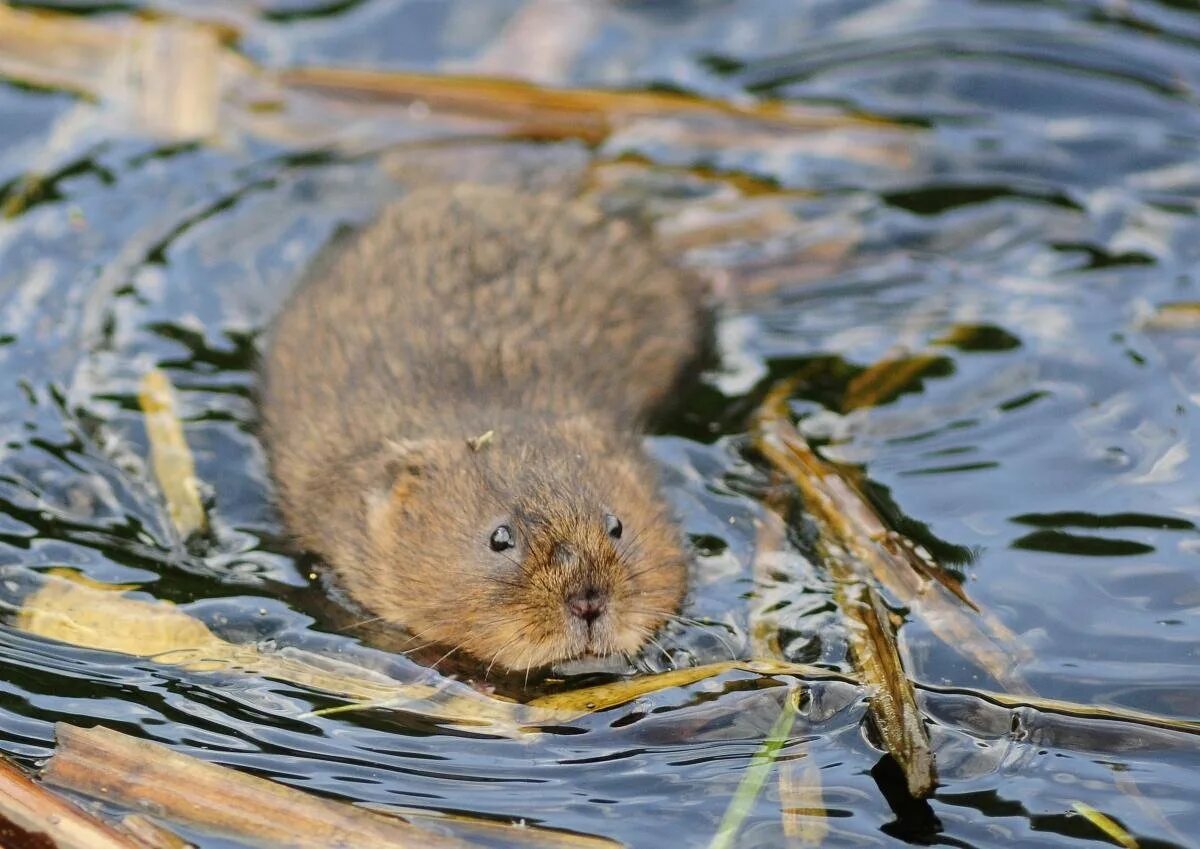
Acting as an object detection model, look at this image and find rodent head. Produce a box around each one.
[352,416,687,673]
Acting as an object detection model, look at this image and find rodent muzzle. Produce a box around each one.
[567,587,606,624]
[554,544,612,627]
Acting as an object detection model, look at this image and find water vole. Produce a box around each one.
[263,183,703,672]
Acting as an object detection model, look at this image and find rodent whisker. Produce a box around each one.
[621,526,651,555]
[484,623,535,679]
[516,641,535,688]
[391,622,450,654]
[483,573,528,593]
[487,544,524,571]
[642,633,677,671]
[454,611,538,634]
[620,650,642,673]
[625,608,740,661]
[430,643,465,670]
[335,615,385,633]
[623,558,677,585]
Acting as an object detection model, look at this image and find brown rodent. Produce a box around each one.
[262,183,704,672]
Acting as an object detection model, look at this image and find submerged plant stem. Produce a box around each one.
[779,754,827,847]
[708,687,803,849]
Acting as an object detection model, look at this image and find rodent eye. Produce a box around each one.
[489,524,515,552]
[604,513,623,540]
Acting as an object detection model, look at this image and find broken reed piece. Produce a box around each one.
[527,660,848,717]
[44,724,473,849]
[277,66,893,140]
[134,20,222,141]
[752,380,1031,694]
[0,5,915,159]
[830,562,935,797]
[840,353,948,414]
[15,568,539,737]
[0,756,159,849]
[1071,802,1139,849]
[138,369,208,538]
[0,5,119,99]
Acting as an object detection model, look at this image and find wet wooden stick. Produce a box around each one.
[753,384,943,796]
[44,724,473,849]
[0,756,152,849]
[121,816,197,849]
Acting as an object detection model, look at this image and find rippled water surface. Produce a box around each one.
[1,1,1199,847]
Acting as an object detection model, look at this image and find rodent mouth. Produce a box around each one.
[469,609,660,673]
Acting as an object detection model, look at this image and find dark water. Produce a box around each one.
[1,1,1199,847]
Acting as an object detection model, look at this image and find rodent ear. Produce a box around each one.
[365,439,436,536]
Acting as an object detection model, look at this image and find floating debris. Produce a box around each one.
[841,353,949,412]
[753,380,1031,693]
[931,323,1022,352]
[0,6,916,160]
[1137,301,1200,332]
[465,429,495,452]
[528,660,845,716]
[44,724,472,849]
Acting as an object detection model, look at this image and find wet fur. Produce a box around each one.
[263,184,703,671]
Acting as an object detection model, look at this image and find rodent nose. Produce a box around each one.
[567,587,605,624]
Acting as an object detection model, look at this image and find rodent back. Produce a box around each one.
[263,185,703,462]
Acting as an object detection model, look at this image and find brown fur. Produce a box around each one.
[262,184,703,671]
